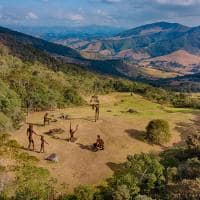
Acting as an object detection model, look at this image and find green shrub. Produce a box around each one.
[61,194,77,200]
[169,178,200,200]
[74,186,94,200]
[15,165,54,200]
[0,113,12,131]
[112,185,130,200]
[110,153,165,198]
[186,134,200,153]
[177,158,200,180]
[146,119,171,144]
[135,195,153,200]
[0,79,23,128]
[63,88,84,105]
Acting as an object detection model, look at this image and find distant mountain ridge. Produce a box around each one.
[72,22,200,83]
[0,26,82,59]
[1,23,199,91]
[0,25,128,76]
[9,25,124,41]
[78,22,200,58]
[116,22,189,38]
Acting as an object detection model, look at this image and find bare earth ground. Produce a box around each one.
[10,93,200,191]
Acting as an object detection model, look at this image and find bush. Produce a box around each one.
[110,153,165,198]
[63,88,84,105]
[146,119,171,144]
[112,185,130,200]
[169,178,200,200]
[74,186,94,200]
[0,113,12,131]
[15,165,54,200]
[135,195,153,200]
[0,79,23,128]
[186,134,200,153]
[177,158,200,180]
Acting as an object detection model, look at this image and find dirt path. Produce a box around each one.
[10,93,198,190]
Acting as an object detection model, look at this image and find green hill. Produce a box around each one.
[0,26,81,59]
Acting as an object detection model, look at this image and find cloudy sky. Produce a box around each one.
[0,0,199,28]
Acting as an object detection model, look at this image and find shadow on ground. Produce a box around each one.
[76,143,96,152]
[125,129,170,151]
[175,115,200,146]
[106,162,124,173]
[125,129,146,142]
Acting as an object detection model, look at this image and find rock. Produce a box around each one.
[127,108,138,113]
[45,153,59,162]
[58,113,69,120]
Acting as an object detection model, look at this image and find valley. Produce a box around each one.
[41,22,200,87]
[3,22,200,91]
[0,18,200,199]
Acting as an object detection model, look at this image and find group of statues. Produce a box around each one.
[27,123,49,153]
[26,95,104,153]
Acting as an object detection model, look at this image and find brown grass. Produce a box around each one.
[9,92,199,191]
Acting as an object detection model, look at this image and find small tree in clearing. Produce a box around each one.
[146,119,171,145]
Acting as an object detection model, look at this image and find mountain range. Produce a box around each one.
[1,22,200,91]
[0,26,129,77]
[76,22,200,58]
[75,22,200,86]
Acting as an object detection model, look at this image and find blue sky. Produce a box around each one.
[0,0,199,28]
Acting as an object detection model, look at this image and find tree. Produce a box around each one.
[186,134,200,153]
[110,153,165,198]
[169,178,200,200]
[146,119,171,144]
[15,165,54,200]
[177,157,200,180]
[112,185,130,200]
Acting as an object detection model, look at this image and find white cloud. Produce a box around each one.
[26,12,38,20]
[68,14,84,22]
[97,9,107,16]
[156,0,200,6]
[105,0,121,2]
[95,0,121,3]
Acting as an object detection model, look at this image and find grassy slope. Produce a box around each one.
[8,92,199,191]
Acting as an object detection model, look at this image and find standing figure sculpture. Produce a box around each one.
[43,113,51,126]
[39,135,49,153]
[90,95,100,122]
[69,122,79,142]
[26,124,39,151]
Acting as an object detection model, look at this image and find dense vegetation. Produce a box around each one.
[157,73,200,92]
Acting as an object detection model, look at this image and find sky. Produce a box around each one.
[0,0,199,28]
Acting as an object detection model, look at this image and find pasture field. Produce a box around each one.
[10,92,200,191]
